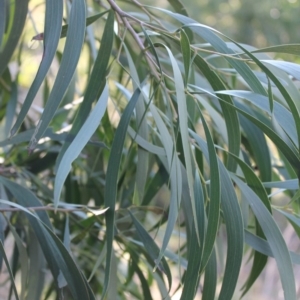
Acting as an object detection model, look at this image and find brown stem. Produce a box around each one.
[107,0,160,81]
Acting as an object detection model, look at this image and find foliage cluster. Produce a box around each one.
[0,0,300,299]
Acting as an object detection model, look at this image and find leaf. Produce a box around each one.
[189,128,220,272]
[10,0,63,136]
[202,248,217,300]
[245,230,300,265]
[123,42,149,205]
[193,54,240,172]
[0,180,94,300]
[28,0,86,151]
[180,29,191,87]
[262,60,300,81]
[103,88,141,298]
[55,10,114,171]
[0,0,5,46]
[32,11,109,41]
[180,171,205,299]
[54,84,109,207]
[167,0,189,16]
[0,240,20,300]
[26,230,46,300]
[129,210,172,292]
[149,104,182,266]
[191,132,243,299]
[162,43,198,246]
[0,0,29,76]
[231,175,296,300]
[251,44,300,56]
[7,221,28,299]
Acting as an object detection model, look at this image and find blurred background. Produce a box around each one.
[175,0,300,48]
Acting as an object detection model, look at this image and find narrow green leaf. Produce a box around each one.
[129,210,172,292]
[267,77,274,113]
[0,240,20,300]
[141,27,162,74]
[151,7,266,95]
[217,90,298,145]
[167,0,189,16]
[251,44,300,56]
[54,85,108,207]
[162,44,198,245]
[202,248,217,300]
[26,230,46,300]
[123,42,149,204]
[10,0,63,136]
[245,230,300,265]
[262,60,300,81]
[232,175,296,300]
[180,171,205,299]
[0,0,29,76]
[32,11,109,40]
[189,126,220,272]
[103,88,141,298]
[180,29,191,87]
[0,178,94,300]
[55,10,114,171]
[7,221,28,300]
[0,0,6,48]
[29,0,86,151]
[5,81,18,138]
[235,100,272,182]
[149,104,182,266]
[193,54,240,172]
[231,43,300,161]
[222,148,270,295]
[191,132,243,299]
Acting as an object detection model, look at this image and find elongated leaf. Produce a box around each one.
[189,127,220,272]
[232,175,296,300]
[103,88,141,298]
[235,100,272,182]
[10,0,63,136]
[129,210,172,291]
[230,42,300,159]
[251,44,300,56]
[221,148,271,295]
[54,84,109,207]
[0,179,94,300]
[191,132,243,299]
[123,42,149,204]
[0,240,19,300]
[32,11,109,41]
[149,104,182,266]
[0,0,29,76]
[0,0,5,46]
[180,171,205,299]
[180,29,191,87]
[245,230,300,265]
[55,10,114,171]
[29,0,86,151]
[262,60,300,81]
[193,54,240,172]
[150,7,266,95]
[7,221,28,299]
[167,0,189,16]
[202,248,217,300]
[162,43,198,244]
[26,230,46,300]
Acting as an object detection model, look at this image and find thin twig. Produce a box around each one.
[107,0,161,80]
[0,206,93,212]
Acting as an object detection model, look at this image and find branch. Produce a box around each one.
[107,0,160,81]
